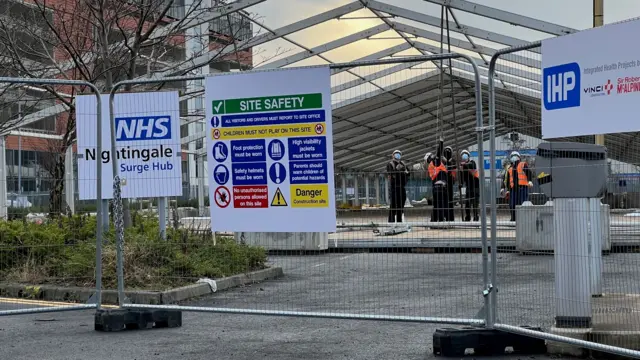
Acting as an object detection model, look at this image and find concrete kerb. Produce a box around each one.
[0,267,284,305]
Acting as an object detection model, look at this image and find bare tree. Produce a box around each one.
[0,0,290,218]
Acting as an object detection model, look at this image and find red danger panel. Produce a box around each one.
[233,186,269,208]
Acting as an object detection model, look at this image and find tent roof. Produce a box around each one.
[332,68,638,172]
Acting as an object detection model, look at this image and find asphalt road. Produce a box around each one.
[2,252,639,360]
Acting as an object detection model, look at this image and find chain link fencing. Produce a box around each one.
[0,78,103,316]
[488,43,640,358]
[107,54,495,327]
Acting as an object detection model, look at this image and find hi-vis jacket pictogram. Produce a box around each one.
[508,162,529,188]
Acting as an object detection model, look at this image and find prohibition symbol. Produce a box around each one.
[212,128,221,139]
[214,186,231,208]
[315,123,324,134]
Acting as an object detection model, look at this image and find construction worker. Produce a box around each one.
[443,146,457,221]
[459,149,480,222]
[501,151,534,221]
[423,152,436,222]
[429,139,449,222]
[387,149,409,223]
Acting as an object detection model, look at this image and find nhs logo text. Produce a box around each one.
[543,62,581,110]
[115,116,172,141]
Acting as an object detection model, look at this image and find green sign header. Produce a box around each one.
[211,93,322,115]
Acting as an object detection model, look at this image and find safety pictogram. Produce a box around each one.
[212,142,228,162]
[315,123,324,134]
[214,186,231,208]
[270,187,288,207]
[212,128,221,139]
[213,164,229,185]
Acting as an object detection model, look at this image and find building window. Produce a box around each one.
[194,96,203,111]
[166,0,185,19]
[210,12,253,42]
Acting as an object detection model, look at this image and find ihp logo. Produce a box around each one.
[115,115,172,141]
[543,62,581,110]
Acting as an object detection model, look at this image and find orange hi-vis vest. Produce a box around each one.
[428,162,447,181]
[468,167,479,178]
[509,162,528,188]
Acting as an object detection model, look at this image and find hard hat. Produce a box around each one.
[460,149,470,157]
[510,151,521,158]
[424,152,432,161]
[392,149,402,156]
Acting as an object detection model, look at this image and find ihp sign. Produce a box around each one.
[541,19,640,139]
[543,62,580,110]
[76,92,182,200]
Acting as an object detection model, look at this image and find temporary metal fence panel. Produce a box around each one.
[488,44,640,358]
[110,54,491,327]
[0,77,103,316]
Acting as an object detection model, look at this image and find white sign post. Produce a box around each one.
[205,67,336,233]
[541,19,640,139]
[76,92,183,200]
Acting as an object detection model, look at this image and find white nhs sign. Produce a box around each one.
[543,62,581,110]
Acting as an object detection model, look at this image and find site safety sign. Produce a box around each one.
[206,67,336,232]
[76,92,182,200]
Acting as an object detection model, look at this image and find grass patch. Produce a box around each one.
[0,214,267,291]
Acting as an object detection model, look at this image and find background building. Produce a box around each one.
[0,0,253,210]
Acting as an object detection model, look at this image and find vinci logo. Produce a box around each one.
[543,62,581,110]
[584,79,614,97]
[115,116,172,141]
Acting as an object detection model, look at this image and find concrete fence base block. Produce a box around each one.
[94,308,182,332]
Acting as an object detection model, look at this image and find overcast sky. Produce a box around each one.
[245,0,640,67]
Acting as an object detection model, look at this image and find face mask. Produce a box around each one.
[461,154,469,161]
[394,153,401,160]
[511,156,518,162]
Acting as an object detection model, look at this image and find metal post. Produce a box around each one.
[0,136,7,219]
[365,175,370,205]
[17,125,21,195]
[375,175,381,205]
[488,42,542,326]
[65,146,75,214]
[593,0,604,147]
[353,174,360,206]
[384,176,389,205]
[158,197,167,240]
[341,174,347,205]
[197,155,206,216]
